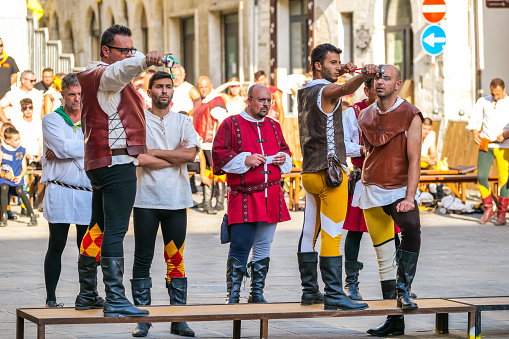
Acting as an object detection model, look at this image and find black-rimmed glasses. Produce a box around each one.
[107,46,137,55]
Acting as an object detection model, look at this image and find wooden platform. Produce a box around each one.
[17,299,476,339]
[419,173,498,203]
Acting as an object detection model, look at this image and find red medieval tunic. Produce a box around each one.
[343,100,401,233]
[212,114,291,225]
[267,85,282,121]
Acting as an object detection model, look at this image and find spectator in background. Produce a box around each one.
[133,75,151,110]
[35,68,54,94]
[16,98,43,168]
[0,38,19,99]
[0,127,38,226]
[254,70,284,124]
[0,122,16,220]
[172,65,200,115]
[341,101,350,112]
[43,73,64,116]
[193,75,228,214]
[421,118,437,169]
[467,78,509,225]
[216,77,246,115]
[0,70,44,124]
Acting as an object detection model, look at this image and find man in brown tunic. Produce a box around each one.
[352,65,423,336]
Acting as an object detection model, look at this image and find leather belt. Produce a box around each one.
[111,148,129,156]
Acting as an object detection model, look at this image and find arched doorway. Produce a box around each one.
[89,10,100,61]
[62,21,75,55]
[385,0,413,80]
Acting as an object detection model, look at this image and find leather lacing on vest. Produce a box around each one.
[108,110,127,149]
[325,114,336,159]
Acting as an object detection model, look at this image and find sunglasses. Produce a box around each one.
[107,46,137,55]
[0,44,3,47]
[23,78,36,83]
[22,106,33,111]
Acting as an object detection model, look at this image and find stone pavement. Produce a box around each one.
[1,199,509,338]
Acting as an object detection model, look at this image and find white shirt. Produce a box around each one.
[343,105,363,158]
[200,90,229,151]
[16,118,42,157]
[134,109,200,210]
[85,56,148,166]
[172,81,195,114]
[221,111,292,198]
[44,87,62,113]
[351,97,420,209]
[421,130,436,157]
[41,112,92,225]
[466,94,509,148]
[5,87,43,124]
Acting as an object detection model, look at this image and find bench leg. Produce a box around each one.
[260,318,269,339]
[16,315,24,339]
[37,324,45,339]
[436,313,449,334]
[467,310,479,339]
[233,320,241,339]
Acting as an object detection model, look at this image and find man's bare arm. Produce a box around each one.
[137,154,173,169]
[149,146,198,164]
[0,95,11,123]
[397,115,422,212]
[189,87,201,101]
[10,73,17,85]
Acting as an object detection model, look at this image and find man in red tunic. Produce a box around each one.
[193,75,228,214]
[212,84,292,304]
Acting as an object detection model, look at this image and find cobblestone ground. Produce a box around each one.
[1,193,508,338]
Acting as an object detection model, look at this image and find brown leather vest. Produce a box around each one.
[358,100,423,189]
[193,96,227,144]
[77,65,146,171]
[298,83,347,173]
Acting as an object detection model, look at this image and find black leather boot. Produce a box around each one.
[27,212,38,226]
[75,254,105,310]
[0,212,7,227]
[319,256,368,311]
[214,183,226,211]
[226,257,246,304]
[248,257,270,303]
[131,277,152,337]
[168,277,195,337]
[297,252,324,306]
[101,257,149,317]
[202,185,217,215]
[367,280,405,336]
[396,249,419,310]
[344,260,363,300]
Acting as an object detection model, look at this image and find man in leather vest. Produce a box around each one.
[296,42,378,312]
[75,24,164,318]
[352,65,424,335]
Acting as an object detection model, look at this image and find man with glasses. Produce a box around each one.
[34,68,54,94]
[75,24,163,318]
[0,70,43,124]
[212,84,292,305]
[0,38,19,99]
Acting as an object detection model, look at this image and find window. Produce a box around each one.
[385,0,413,80]
[90,11,100,60]
[182,17,195,85]
[141,7,148,53]
[289,0,308,75]
[340,13,353,63]
[223,13,239,81]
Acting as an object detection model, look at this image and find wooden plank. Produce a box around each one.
[233,319,241,339]
[16,313,24,339]
[449,297,509,309]
[260,318,269,339]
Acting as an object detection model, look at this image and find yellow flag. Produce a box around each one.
[27,0,44,21]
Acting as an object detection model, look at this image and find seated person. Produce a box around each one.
[0,127,37,226]
[421,118,437,169]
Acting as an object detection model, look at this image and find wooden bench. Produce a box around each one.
[436,297,509,338]
[419,173,498,203]
[17,299,476,339]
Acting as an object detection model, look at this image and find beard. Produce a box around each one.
[321,66,338,83]
[153,97,170,109]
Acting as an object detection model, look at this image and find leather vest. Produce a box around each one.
[358,100,423,189]
[193,96,227,144]
[77,65,146,171]
[298,83,347,174]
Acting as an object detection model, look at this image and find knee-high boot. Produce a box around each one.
[214,183,226,212]
[367,280,405,336]
[319,256,368,311]
[248,257,270,303]
[202,185,217,215]
[480,195,495,224]
[101,257,149,317]
[344,260,363,300]
[226,257,246,304]
[75,254,105,310]
[396,249,419,310]
[495,196,509,226]
[168,277,195,337]
[297,252,324,306]
[131,277,152,337]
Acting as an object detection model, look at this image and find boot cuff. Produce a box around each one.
[345,261,364,270]
[131,277,152,289]
[297,252,318,263]
[319,255,342,267]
